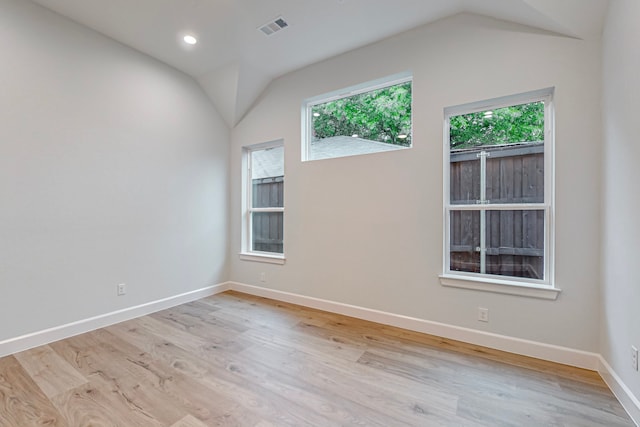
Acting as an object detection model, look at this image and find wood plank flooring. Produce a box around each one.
[0,290,634,426]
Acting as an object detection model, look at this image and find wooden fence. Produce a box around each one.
[252,176,284,253]
[449,143,545,279]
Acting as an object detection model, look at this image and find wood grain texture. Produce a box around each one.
[0,290,633,426]
[14,345,87,399]
[171,415,209,427]
[0,355,63,426]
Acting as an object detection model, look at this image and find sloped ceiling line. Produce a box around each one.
[30,0,609,127]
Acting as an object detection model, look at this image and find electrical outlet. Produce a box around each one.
[478,307,489,322]
[632,346,638,371]
[117,283,126,296]
[260,272,266,283]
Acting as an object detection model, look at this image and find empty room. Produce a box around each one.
[1,0,639,425]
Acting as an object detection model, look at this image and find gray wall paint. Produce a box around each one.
[2,0,629,388]
[602,0,640,402]
[229,14,603,352]
[0,0,229,341]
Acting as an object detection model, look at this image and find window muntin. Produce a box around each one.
[303,72,412,161]
[245,142,284,256]
[444,89,554,286]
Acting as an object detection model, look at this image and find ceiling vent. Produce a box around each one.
[258,16,289,36]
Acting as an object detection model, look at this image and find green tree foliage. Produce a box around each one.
[312,82,412,146]
[450,101,544,150]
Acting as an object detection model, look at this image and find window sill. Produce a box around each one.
[439,274,561,300]
[239,252,286,265]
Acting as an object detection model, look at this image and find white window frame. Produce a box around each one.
[301,71,413,162]
[439,88,560,300]
[239,139,285,264]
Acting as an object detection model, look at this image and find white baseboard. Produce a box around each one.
[599,357,640,426]
[227,282,599,369]
[227,281,639,425]
[0,283,229,358]
[2,280,636,425]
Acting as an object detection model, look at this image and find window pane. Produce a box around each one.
[308,80,411,160]
[450,209,544,280]
[449,210,481,272]
[450,156,480,205]
[252,212,283,254]
[486,146,544,204]
[486,210,544,279]
[251,146,284,208]
[450,102,544,149]
[252,177,283,208]
[450,102,544,205]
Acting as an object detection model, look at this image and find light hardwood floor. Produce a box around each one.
[0,290,634,426]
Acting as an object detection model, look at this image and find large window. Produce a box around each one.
[241,140,284,261]
[302,72,412,161]
[442,88,556,296]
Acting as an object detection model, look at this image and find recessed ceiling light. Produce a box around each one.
[183,35,198,45]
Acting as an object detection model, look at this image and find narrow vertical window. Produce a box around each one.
[443,88,554,290]
[242,141,284,261]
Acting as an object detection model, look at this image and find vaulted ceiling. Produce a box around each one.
[31,0,609,127]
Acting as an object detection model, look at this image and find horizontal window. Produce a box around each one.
[302,72,412,161]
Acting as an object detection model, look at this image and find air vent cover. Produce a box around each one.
[258,16,289,36]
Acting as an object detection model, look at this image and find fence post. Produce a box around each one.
[477,150,490,274]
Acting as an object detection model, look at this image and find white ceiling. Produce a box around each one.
[31,0,609,127]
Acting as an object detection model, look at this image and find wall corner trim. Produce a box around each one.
[0,283,230,358]
[598,356,640,426]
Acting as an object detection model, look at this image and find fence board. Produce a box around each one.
[252,177,284,253]
[449,143,544,279]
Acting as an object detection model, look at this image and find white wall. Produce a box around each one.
[602,0,640,404]
[229,14,603,352]
[0,0,229,341]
